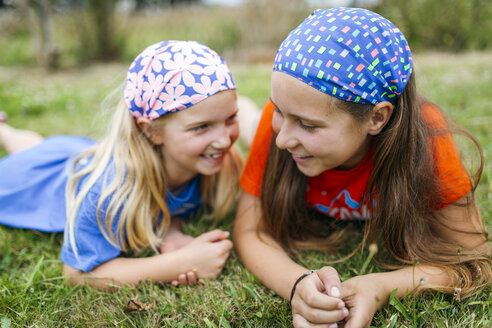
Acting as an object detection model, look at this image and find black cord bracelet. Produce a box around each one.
[289,269,318,304]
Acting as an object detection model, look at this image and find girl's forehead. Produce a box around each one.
[164,90,237,123]
[271,72,337,114]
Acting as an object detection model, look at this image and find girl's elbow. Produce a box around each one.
[63,264,86,286]
[232,221,248,249]
[63,267,121,290]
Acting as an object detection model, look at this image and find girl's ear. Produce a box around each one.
[136,117,164,145]
[368,101,393,135]
[136,117,152,138]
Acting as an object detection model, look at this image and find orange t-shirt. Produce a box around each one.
[239,100,471,220]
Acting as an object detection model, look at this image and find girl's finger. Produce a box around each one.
[197,229,229,242]
[178,273,187,286]
[303,307,348,325]
[187,271,197,285]
[293,313,339,328]
[171,280,178,287]
[316,267,342,297]
[294,298,348,325]
[295,276,345,311]
[214,238,233,253]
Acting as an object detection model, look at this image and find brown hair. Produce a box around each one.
[260,72,491,297]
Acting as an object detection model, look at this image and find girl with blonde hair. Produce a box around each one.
[0,40,243,288]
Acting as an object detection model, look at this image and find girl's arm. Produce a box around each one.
[233,191,348,326]
[337,191,490,328]
[160,217,194,254]
[160,217,197,286]
[64,229,232,289]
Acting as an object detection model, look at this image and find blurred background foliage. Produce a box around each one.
[1,0,491,69]
[373,0,492,51]
[0,0,308,68]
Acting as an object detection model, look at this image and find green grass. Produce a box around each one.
[1,52,491,327]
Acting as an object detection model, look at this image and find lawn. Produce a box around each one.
[0,51,491,327]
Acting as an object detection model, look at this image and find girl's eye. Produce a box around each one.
[191,124,208,132]
[299,121,317,131]
[273,107,282,115]
[226,113,237,124]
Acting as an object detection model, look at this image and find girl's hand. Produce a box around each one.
[175,229,233,280]
[160,232,194,254]
[339,273,390,328]
[292,267,348,327]
[160,218,194,254]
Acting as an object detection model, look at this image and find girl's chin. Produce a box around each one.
[295,164,321,177]
[198,164,223,176]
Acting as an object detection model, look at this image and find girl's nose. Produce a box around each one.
[275,126,297,149]
[212,126,233,150]
[275,122,298,150]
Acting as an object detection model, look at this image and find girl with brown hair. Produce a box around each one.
[233,8,490,327]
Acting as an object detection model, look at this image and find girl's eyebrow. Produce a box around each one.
[184,109,239,128]
[185,120,210,127]
[269,97,325,125]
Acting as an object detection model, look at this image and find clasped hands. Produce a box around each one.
[291,266,387,328]
[160,228,233,287]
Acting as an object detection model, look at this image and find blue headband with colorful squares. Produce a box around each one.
[273,7,412,105]
[124,40,236,120]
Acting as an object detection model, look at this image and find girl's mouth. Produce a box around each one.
[201,153,224,159]
[291,154,313,163]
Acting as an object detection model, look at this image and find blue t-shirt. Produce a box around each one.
[60,161,202,273]
[0,135,202,272]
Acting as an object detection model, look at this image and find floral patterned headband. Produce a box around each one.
[124,40,236,120]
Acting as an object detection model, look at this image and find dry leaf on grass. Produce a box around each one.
[123,299,154,313]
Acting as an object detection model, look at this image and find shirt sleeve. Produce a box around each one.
[239,100,276,197]
[421,102,472,207]
[60,188,121,273]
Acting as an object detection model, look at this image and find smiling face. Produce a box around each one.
[270,72,373,177]
[146,90,239,189]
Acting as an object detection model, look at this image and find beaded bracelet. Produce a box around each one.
[289,269,318,304]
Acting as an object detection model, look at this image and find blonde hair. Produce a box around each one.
[65,99,243,258]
